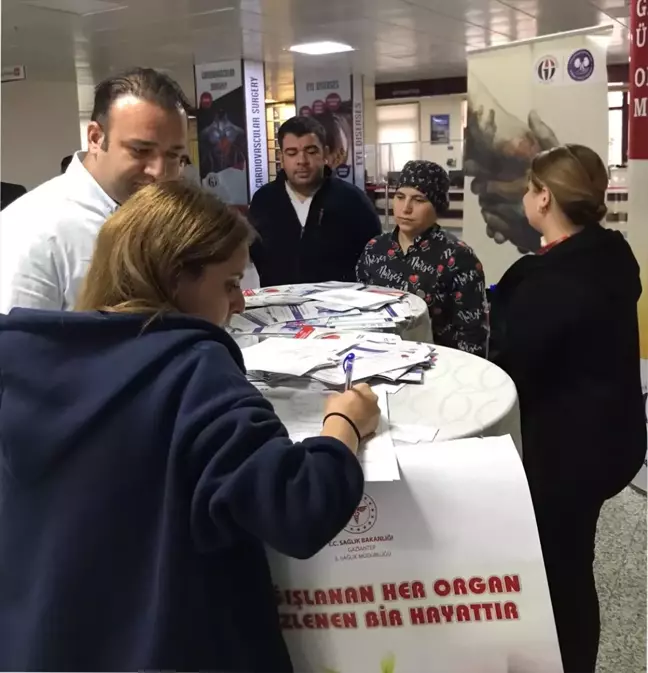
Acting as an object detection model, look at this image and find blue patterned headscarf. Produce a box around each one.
[397,160,450,214]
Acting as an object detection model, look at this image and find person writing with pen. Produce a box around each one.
[0,180,380,672]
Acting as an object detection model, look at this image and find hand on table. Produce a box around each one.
[464,105,560,253]
[321,384,380,453]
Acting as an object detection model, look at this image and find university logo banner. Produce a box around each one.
[462,28,611,283]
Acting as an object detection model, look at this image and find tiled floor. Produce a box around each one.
[595,486,647,673]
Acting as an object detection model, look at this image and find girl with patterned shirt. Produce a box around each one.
[356,160,488,357]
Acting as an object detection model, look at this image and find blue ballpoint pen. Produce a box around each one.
[343,353,355,391]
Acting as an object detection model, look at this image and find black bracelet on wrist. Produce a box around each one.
[322,412,362,445]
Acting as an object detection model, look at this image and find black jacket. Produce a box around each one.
[249,169,381,286]
[491,225,646,502]
[0,309,364,672]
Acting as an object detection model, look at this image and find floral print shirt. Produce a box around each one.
[356,225,489,357]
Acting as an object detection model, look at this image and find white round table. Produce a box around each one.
[389,345,521,452]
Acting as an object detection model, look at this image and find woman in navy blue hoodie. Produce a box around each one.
[0,181,379,672]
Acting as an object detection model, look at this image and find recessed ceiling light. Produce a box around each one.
[289,41,354,55]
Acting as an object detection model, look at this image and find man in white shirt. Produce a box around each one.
[0,67,189,312]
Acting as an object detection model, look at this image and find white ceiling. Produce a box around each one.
[1,0,630,102]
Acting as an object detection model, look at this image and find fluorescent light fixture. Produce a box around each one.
[289,41,354,55]
[23,0,124,14]
[265,98,277,104]
[190,7,235,16]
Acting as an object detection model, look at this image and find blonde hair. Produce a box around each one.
[76,181,254,314]
[529,144,608,226]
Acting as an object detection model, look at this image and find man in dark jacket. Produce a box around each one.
[249,116,381,286]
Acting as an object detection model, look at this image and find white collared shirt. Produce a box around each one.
[0,152,117,312]
[285,181,315,228]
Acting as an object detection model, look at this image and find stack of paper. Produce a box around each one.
[304,288,401,310]
[241,334,435,388]
[229,282,415,336]
[257,386,400,482]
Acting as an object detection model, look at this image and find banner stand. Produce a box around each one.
[194,60,268,206]
[462,25,612,284]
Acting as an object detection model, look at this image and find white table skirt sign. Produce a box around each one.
[267,436,562,673]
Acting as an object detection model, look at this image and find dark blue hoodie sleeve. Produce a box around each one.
[179,343,364,559]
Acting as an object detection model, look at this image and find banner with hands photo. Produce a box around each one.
[463,30,611,283]
[465,99,560,254]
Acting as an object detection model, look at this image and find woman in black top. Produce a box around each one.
[491,144,645,673]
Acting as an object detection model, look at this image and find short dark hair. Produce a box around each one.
[60,155,73,173]
[91,67,190,130]
[277,116,327,150]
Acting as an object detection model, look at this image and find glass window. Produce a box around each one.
[376,103,420,143]
[608,108,623,166]
[608,90,624,108]
[376,103,420,174]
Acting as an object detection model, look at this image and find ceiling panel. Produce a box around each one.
[1,0,630,102]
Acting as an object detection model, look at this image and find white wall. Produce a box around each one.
[418,94,465,170]
[1,80,81,189]
[369,93,467,171]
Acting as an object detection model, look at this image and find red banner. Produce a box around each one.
[630,0,648,160]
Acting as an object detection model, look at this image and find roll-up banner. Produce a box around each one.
[268,436,562,672]
[243,60,269,199]
[352,74,365,190]
[294,69,355,183]
[629,0,648,492]
[195,60,269,205]
[462,26,612,284]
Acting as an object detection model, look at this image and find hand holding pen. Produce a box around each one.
[343,353,355,391]
[321,356,379,454]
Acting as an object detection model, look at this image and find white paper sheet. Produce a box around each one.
[244,294,311,308]
[307,288,400,310]
[229,313,265,333]
[390,422,440,444]
[371,382,406,396]
[308,281,365,291]
[262,388,400,482]
[241,338,348,377]
[242,334,433,388]
[310,344,431,386]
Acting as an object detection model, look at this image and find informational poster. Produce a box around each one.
[195,60,249,205]
[268,436,563,672]
[463,28,611,283]
[628,0,648,492]
[243,61,269,199]
[294,69,354,182]
[1,64,26,82]
[431,114,451,144]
